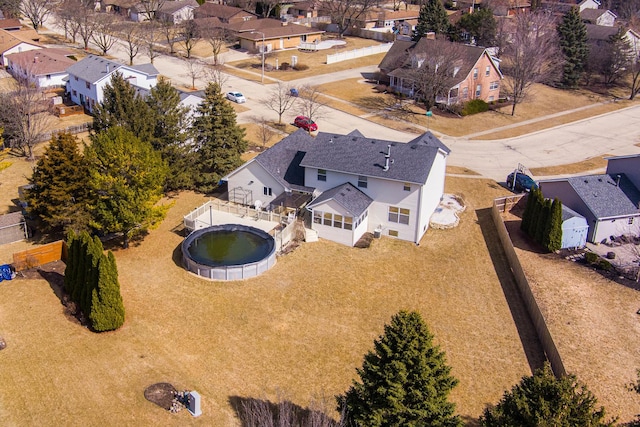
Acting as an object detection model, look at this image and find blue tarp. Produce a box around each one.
[0,264,15,281]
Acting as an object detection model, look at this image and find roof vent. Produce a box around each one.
[584,179,588,183]
[598,178,602,182]
[615,174,621,187]
[383,144,391,172]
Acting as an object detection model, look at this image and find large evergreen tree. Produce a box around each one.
[337,310,461,427]
[456,7,496,47]
[557,7,589,88]
[480,363,614,427]
[192,82,247,193]
[25,133,91,234]
[544,198,563,252]
[413,0,450,41]
[90,251,125,332]
[92,72,154,142]
[85,126,168,248]
[146,79,194,191]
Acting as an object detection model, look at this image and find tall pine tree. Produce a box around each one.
[337,310,461,427]
[535,198,552,244]
[544,198,563,252]
[192,82,247,193]
[413,0,450,41]
[26,133,91,234]
[557,7,589,88]
[480,363,614,427]
[92,72,154,142]
[146,79,194,192]
[85,126,168,248]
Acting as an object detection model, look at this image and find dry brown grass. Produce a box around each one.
[509,225,640,423]
[316,78,634,138]
[0,177,542,426]
[447,165,481,175]
[528,156,610,176]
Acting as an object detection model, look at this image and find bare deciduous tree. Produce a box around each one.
[203,62,229,89]
[20,0,54,32]
[142,21,162,63]
[75,7,98,50]
[629,50,640,100]
[91,14,119,55]
[261,81,298,125]
[252,116,278,149]
[258,0,279,17]
[141,0,166,21]
[56,0,82,43]
[161,20,178,54]
[0,72,54,159]
[184,58,204,89]
[297,84,328,125]
[324,0,378,38]
[500,11,561,115]
[406,40,467,111]
[180,19,200,58]
[118,23,142,65]
[200,26,228,65]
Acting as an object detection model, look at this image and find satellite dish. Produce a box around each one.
[254,200,263,210]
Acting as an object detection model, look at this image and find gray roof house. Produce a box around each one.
[223,129,450,246]
[65,55,158,113]
[540,156,640,243]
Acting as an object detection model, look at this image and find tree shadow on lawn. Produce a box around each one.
[476,207,547,374]
[228,395,341,427]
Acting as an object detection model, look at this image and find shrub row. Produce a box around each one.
[521,188,563,252]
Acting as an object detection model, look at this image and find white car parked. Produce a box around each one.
[227,92,246,103]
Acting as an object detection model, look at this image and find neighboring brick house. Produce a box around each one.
[65,55,158,113]
[581,8,617,26]
[6,48,75,88]
[223,129,450,246]
[237,21,324,52]
[194,3,257,23]
[378,37,503,105]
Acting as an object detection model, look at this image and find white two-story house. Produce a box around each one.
[65,55,159,113]
[223,129,450,246]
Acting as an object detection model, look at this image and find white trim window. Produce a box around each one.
[263,187,272,196]
[388,206,410,225]
[318,169,327,181]
[358,175,367,188]
[489,81,499,90]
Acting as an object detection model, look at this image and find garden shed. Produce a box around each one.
[0,212,28,245]
[561,205,588,249]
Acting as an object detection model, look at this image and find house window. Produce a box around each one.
[344,216,353,230]
[388,206,410,225]
[323,212,332,226]
[473,68,478,79]
[490,81,499,90]
[358,176,367,188]
[629,218,634,225]
[403,183,411,192]
[476,84,482,97]
[263,187,272,196]
[389,229,399,237]
[488,96,494,102]
[74,76,78,81]
[313,210,322,224]
[318,169,327,181]
[301,35,307,42]
[72,90,77,96]
[333,214,343,228]
[85,81,90,89]
[485,66,490,76]
[46,74,51,80]
[462,87,468,99]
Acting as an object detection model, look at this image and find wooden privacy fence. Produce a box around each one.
[12,240,66,271]
[492,195,566,378]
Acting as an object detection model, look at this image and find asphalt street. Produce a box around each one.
[40,18,640,182]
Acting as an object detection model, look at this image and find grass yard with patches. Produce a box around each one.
[0,178,541,426]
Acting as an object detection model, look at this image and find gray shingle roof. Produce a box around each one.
[307,182,373,217]
[65,55,122,83]
[129,62,159,76]
[561,205,585,222]
[567,174,640,218]
[301,131,448,184]
[253,128,317,193]
[585,23,619,41]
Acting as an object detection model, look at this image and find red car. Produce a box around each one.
[294,115,318,132]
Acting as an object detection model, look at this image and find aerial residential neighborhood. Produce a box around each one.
[1,0,640,425]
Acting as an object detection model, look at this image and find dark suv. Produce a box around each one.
[506,172,538,192]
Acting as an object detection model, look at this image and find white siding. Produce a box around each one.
[310,199,360,246]
[35,71,68,88]
[1,43,41,66]
[226,161,285,207]
[416,151,447,243]
[593,215,640,244]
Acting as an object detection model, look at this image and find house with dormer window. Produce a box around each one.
[223,129,450,246]
[65,55,158,113]
[378,37,502,105]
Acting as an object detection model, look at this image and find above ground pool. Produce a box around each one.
[181,224,276,281]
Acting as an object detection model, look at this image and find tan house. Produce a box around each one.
[237,21,324,52]
[379,37,503,105]
[0,28,42,67]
